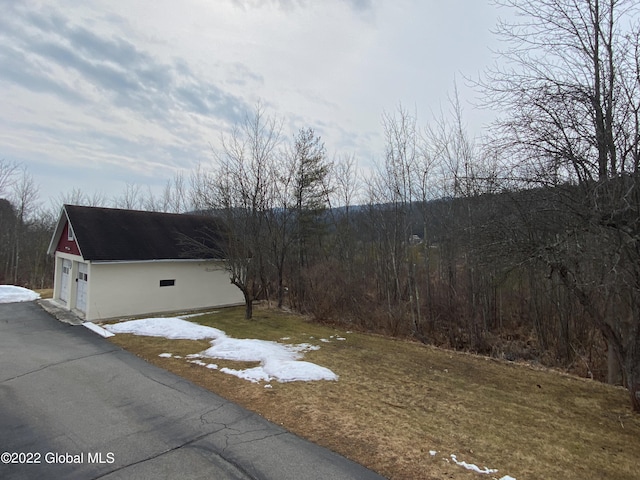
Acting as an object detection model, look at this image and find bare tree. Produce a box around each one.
[0,160,19,283]
[484,0,640,411]
[144,172,189,213]
[326,153,361,263]
[55,187,107,209]
[194,103,282,319]
[265,151,297,308]
[330,153,361,211]
[366,105,424,337]
[113,182,144,210]
[10,167,40,284]
[0,159,18,198]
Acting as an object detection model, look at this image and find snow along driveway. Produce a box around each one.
[0,285,40,303]
[104,317,338,384]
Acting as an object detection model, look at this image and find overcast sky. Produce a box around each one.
[0,0,503,207]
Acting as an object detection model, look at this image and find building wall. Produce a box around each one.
[55,221,81,256]
[85,259,243,321]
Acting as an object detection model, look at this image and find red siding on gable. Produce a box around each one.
[56,221,81,256]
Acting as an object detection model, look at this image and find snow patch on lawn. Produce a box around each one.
[450,454,498,474]
[0,285,40,303]
[105,317,338,383]
[428,451,515,479]
[105,317,225,340]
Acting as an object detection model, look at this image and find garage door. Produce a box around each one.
[60,259,71,304]
[76,263,88,313]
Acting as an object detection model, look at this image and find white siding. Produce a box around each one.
[53,252,84,310]
[85,260,243,321]
[76,262,89,312]
[59,259,72,303]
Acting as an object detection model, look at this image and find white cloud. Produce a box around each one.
[0,0,500,205]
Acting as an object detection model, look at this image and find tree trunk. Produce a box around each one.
[276,253,285,309]
[235,284,253,320]
[627,359,640,413]
[626,309,640,412]
[244,294,253,320]
[277,275,284,309]
[607,341,623,385]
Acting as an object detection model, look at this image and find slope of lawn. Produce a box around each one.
[106,305,640,480]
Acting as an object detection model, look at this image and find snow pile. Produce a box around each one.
[450,454,498,474]
[0,285,40,303]
[200,336,334,383]
[104,317,338,383]
[429,451,515,479]
[105,317,224,340]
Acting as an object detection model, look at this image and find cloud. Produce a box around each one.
[225,62,265,87]
[344,0,373,12]
[230,0,373,13]
[0,4,251,127]
[0,45,86,105]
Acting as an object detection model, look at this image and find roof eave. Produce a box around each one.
[91,258,225,265]
[46,206,66,256]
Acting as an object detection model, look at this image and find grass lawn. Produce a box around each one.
[106,305,640,480]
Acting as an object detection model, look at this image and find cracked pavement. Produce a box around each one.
[0,302,386,480]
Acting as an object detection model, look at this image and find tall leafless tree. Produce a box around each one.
[365,106,425,336]
[55,187,108,209]
[484,0,640,411]
[0,159,18,198]
[9,167,40,284]
[113,182,144,210]
[192,103,282,319]
[144,172,190,213]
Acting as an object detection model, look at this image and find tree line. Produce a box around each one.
[190,0,640,412]
[0,0,638,412]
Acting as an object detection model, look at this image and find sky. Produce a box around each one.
[0,0,503,208]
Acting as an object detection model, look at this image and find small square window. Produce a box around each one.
[159,279,175,287]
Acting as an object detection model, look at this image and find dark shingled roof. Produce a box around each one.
[64,205,225,261]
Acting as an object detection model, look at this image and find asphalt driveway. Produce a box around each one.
[0,301,385,480]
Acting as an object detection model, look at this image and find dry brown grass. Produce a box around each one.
[35,288,53,299]
[106,305,640,480]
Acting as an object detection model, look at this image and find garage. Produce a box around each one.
[47,205,244,321]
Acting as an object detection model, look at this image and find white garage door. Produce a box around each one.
[76,263,88,312]
[60,259,71,304]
